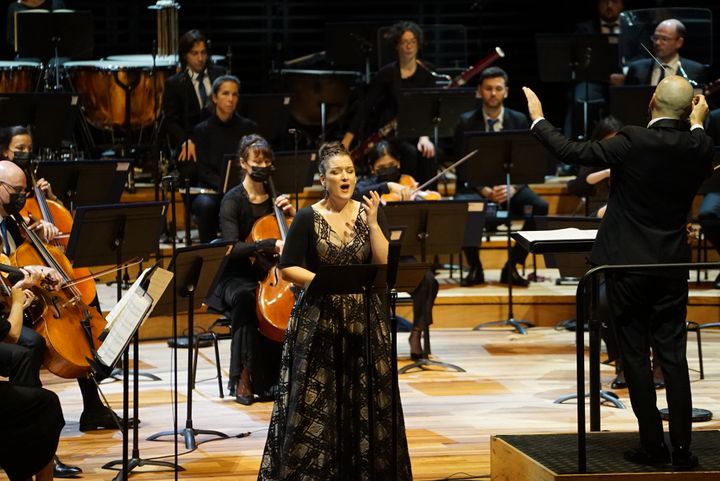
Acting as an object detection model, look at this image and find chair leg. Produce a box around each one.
[211,332,224,398]
[192,336,199,390]
[696,325,704,380]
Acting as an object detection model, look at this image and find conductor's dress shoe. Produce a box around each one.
[623,445,670,467]
[54,456,82,478]
[499,263,529,287]
[672,447,699,470]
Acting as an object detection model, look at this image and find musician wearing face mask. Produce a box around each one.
[341,20,437,184]
[0,126,60,205]
[207,134,294,405]
[187,75,257,243]
[612,18,707,87]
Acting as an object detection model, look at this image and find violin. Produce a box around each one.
[247,177,295,343]
[10,215,107,379]
[380,174,442,203]
[19,162,97,306]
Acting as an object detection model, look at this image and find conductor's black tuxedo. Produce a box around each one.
[161,64,227,149]
[532,117,713,454]
[625,57,707,87]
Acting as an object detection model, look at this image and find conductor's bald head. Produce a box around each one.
[650,75,694,120]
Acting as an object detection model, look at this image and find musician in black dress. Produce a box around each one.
[342,20,436,183]
[209,134,293,405]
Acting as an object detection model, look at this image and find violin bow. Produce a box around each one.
[411,149,479,195]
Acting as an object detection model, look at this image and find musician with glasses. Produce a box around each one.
[341,20,437,183]
[612,18,707,87]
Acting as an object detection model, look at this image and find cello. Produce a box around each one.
[19,162,98,306]
[247,176,294,343]
[10,214,107,379]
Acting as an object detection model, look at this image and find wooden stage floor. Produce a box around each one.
[19,323,720,481]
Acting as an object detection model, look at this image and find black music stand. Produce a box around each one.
[325,22,382,83]
[535,216,602,284]
[383,200,468,372]
[462,130,549,334]
[609,85,655,127]
[147,242,237,451]
[238,93,291,144]
[0,93,77,150]
[65,202,172,481]
[34,159,131,210]
[536,34,618,139]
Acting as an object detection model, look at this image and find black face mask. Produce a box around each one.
[3,191,26,216]
[376,165,401,183]
[248,166,273,182]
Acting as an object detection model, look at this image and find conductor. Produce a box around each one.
[524,76,713,470]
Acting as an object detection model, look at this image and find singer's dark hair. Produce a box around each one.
[318,141,352,175]
[389,21,424,49]
[211,75,241,95]
[179,29,208,68]
[478,66,508,85]
[238,134,273,165]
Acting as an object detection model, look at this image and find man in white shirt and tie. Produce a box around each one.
[614,18,708,87]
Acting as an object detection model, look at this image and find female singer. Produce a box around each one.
[342,20,436,182]
[213,134,293,405]
[259,142,413,480]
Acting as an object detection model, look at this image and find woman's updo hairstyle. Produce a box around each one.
[237,134,273,164]
[317,141,352,176]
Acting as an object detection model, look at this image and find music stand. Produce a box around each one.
[34,159,131,210]
[238,93,291,144]
[609,85,655,127]
[65,202,173,480]
[147,242,237,451]
[325,22,382,83]
[0,93,77,149]
[535,216,601,284]
[536,34,618,138]
[462,130,549,334]
[383,200,468,372]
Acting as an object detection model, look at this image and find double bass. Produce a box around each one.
[10,215,107,379]
[247,176,295,343]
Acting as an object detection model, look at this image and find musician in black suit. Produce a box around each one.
[161,29,226,160]
[454,67,548,287]
[618,19,707,87]
[524,75,713,470]
[575,0,624,36]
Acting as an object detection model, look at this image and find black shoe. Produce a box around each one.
[256,385,278,402]
[610,371,627,390]
[54,456,82,478]
[624,445,670,467]
[235,367,254,405]
[461,266,485,286]
[79,407,139,432]
[672,447,698,470]
[714,272,720,289]
[408,328,423,361]
[499,263,529,287]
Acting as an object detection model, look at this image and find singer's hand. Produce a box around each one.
[178,140,197,162]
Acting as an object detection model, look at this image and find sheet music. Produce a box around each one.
[517,228,598,243]
[96,290,152,366]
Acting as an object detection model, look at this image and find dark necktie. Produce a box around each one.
[197,71,208,108]
[487,118,499,132]
[658,64,670,83]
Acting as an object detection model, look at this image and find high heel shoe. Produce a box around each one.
[235,367,254,405]
[409,327,423,361]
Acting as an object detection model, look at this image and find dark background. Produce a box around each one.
[1,0,719,142]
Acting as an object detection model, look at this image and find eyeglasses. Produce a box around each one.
[0,181,24,195]
[650,34,678,43]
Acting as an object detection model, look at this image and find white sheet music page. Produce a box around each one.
[517,228,598,243]
[96,290,152,367]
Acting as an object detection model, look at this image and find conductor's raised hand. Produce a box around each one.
[522,87,545,122]
[362,190,382,227]
[690,94,709,126]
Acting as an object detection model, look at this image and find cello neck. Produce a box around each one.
[27,163,57,229]
[266,176,289,242]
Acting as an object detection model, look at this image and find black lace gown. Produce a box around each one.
[258,204,413,480]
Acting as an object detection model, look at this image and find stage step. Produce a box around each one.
[492,431,720,480]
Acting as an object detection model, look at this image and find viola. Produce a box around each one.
[380,174,442,203]
[247,177,295,343]
[10,215,107,379]
[20,163,97,306]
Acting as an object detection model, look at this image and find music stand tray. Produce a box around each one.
[535,33,619,84]
[238,93,291,144]
[396,87,476,139]
[15,10,94,61]
[34,159,132,209]
[0,93,77,149]
[534,216,601,281]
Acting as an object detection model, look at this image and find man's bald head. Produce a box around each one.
[0,161,26,187]
[651,75,694,119]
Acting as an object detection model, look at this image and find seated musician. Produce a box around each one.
[341,20,436,183]
[0,125,59,205]
[161,29,227,161]
[0,281,65,481]
[186,75,257,243]
[209,134,292,405]
[454,66,549,287]
[354,141,439,360]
